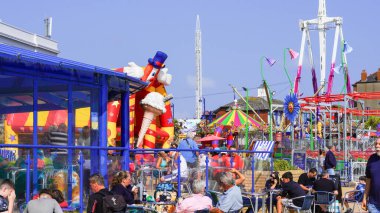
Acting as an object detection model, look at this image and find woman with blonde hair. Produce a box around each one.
[111,171,138,204]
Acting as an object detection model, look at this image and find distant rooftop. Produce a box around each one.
[213,96,284,113]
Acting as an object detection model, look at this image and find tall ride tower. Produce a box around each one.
[195,15,203,119]
[293,0,351,96]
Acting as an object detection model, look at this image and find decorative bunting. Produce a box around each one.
[343,41,353,54]
[288,49,299,60]
[265,57,277,67]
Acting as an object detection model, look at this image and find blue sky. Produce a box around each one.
[1,1,379,118]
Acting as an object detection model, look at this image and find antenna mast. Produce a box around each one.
[195,15,203,119]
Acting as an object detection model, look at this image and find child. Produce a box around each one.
[344,176,366,213]
[51,189,68,208]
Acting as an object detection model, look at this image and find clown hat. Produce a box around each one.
[148,51,167,69]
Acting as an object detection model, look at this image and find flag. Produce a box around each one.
[265,57,277,66]
[288,48,299,60]
[333,65,342,74]
[343,41,353,54]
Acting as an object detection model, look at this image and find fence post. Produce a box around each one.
[205,153,209,191]
[79,151,84,213]
[177,153,181,198]
[251,155,255,193]
[26,151,31,202]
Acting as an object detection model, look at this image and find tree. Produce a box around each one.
[365,116,380,129]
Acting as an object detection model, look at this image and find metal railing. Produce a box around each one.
[0,144,273,213]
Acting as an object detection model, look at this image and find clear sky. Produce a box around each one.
[1,1,379,118]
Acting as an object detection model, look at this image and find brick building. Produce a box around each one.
[353,69,380,110]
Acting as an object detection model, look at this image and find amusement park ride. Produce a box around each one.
[1,2,380,211]
[294,0,351,96]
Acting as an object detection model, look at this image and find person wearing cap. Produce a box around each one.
[178,132,199,168]
[324,144,337,175]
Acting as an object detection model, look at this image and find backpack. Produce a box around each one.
[99,191,127,213]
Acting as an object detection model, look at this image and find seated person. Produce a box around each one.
[176,180,212,212]
[161,151,188,182]
[312,171,338,213]
[189,169,204,190]
[298,168,317,192]
[230,168,261,213]
[51,189,68,208]
[265,172,281,212]
[111,171,138,204]
[154,151,172,178]
[276,172,306,213]
[210,172,243,213]
[343,176,366,213]
[24,189,63,213]
[0,179,16,213]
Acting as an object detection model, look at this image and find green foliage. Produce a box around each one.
[273,159,298,171]
[365,116,380,129]
[173,119,181,140]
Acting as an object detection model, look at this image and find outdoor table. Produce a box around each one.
[136,166,167,200]
[61,206,76,212]
[126,204,157,213]
[242,191,267,213]
[141,200,176,212]
[267,189,282,213]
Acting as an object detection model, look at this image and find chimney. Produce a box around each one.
[361,70,367,82]
[377,68,380,82]
[44,17,52,38]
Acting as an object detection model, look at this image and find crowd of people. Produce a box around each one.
[0,129,378,213]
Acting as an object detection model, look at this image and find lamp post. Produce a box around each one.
[260,56,276,141]
[283,48,294,93]
[242,87,249,149]
[202,97,206,119]
[171,103,174,119]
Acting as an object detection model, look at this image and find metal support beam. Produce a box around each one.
[99,75,108,187]
[121,83,130,171]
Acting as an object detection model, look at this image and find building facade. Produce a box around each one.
[353,69,380,110]
[0,20,59,55]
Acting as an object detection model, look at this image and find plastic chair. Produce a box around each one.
[283,195,314,213]
[126,205,158,213]
[313,191,336,213]
[206,190,220,207]
[343,189,364,213]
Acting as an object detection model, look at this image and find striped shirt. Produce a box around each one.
[49,131,68,155]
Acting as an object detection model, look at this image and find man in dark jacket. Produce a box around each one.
[324,144,337,175]
[276,172,306,213]
[312,171,338,213]
[87,174,112,213]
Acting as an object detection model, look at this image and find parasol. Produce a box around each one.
[208,108,261,129]
[197,135,225,142]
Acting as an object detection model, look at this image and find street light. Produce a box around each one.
[171,103,174,119]
[242,87,249,150]
[260,56,277,141]
[283,48,299,93]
